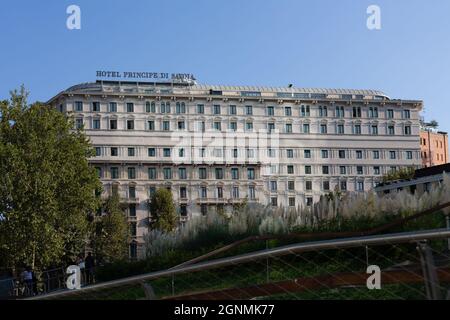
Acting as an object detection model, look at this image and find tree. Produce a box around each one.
[382,167,415,183]
[91,193,129,264]
[0,87,101,270]
[149,188,177,232]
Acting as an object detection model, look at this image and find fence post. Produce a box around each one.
[417,241,442,300]
[266,240,270,283]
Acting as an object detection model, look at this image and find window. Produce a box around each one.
[148,148,156,157]
[301,105,310,117]
[305,181,312,191]
[246,122,253,131]
[371,125,378,135]
[267,106,274,116]
[199,168,207,179]
[289,197,296,207]
[111,147,118,156]
[356,150,363,159]
[128,147,135,157]
[178,148,185,158]
[406,151,413,160]
[129,242,137,259]
[306,197,313,206]
[75,101,83,112]
[163,168,172,179]
[288,181,295,191]
[387,109,394,119]
[163,121,170,131]
[231,168,239,180]
[403,110,411,119]
[339,150,346,159]
[197,104,204,114]
[268,148,276,158]
[305,165,312,174]
[213,121,221,131]
[337,124,344,134]
[303,123,310,134]
[323,181,330,191]
[148,120,155,131]
[201,204,208,216]
[95,147,101,157]
[270,181,277,192]
[285,123,292,133]
[320,124,327,134]
[128,167,136,179]
[388,125,395,135]
[374,166,380,175]
[110,167,119,179]
[179,167,187,179]
[287,149,294,158]
[322,166,329,175]
[287,165,294,174]
[160,102,171,113]
[130,223,137,237]
[404,126,411,135]
[95,167,102,178]
[340,166,346,175]
[109,102,117,112]
[148,167,156,179]
[271,197,278,207]
[352,107,361,118]
[373,150,380,159]
[230,121,237,131]
[369,107,378,118]
[201,186,207,199]
[180,204,187,216]
[304,150,311,158]
[199,148,206,158]
[321,150,329,159]
[318,106,327,117]
[110,119,117,130]
[246,105,253,115]
[340,181,347,191]
[126,103,134,113]
[93,118,101,130]
[146,101,156,113]
[248,186,256,200]
[356,181,365,192]
[232,148,238,158]
[129,186,136,199]
[285,106,292,116]
[217,186,223,199]
[213,105,221,115]
[163,148,171,157]
[75,118,83,129]
[247,168,255,180]
[177,121,185,130]
[215,168,224,179]
[232,186,239,199]
[229,105,236,115]
[246,149,255,159]
[335,106,345,118]
[354,124,361,135]
[357,166,363,175]
[92,102,100,112]
[127,120,134,130]
[268,122,275,133]
[390,151,396,159]
[176,102,186,114]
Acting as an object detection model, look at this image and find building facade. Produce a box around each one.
[420,129,448,167]
[48,80,423,258]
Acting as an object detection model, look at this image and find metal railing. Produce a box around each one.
[28,228,450,300]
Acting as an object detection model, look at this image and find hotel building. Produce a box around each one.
[48,80,423,258]
[420,129,448,167]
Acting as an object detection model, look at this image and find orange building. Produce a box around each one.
[420,130,448,167]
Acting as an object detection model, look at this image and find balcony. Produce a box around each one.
[121,197,140,204]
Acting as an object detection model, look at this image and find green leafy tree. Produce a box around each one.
[382,167,415,183]
[0,87,101,270]
[150,188,177,232]
[91,193,129,264]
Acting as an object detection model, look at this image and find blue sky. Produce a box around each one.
[1,0,450,132]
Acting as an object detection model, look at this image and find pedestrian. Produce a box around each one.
[76,255,85,286]
[21,266,33,296]
[84,252,95,285]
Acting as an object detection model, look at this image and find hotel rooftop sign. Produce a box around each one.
[96,70,196,83]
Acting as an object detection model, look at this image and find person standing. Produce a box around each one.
[84,252,95,285]
[21,266,33,296]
